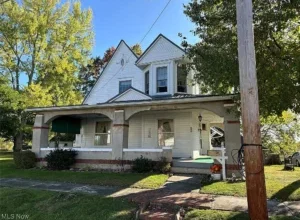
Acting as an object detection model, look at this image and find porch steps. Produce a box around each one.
[171,157,214,174]
[171,167,211,174]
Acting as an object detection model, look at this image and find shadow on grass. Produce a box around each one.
[271,180,300,201]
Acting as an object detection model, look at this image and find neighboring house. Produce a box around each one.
[28,34,241,175]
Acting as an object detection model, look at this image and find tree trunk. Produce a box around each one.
[13,133,23,152]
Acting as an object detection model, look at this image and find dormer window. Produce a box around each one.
[145,71,149,94]
[119,80,131,93]
[157,66,167,93]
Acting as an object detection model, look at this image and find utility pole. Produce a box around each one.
[235,0,268,219]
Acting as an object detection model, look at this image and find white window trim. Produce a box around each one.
[153,62,171,96]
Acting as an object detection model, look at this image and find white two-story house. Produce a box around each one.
[28,34,241,175]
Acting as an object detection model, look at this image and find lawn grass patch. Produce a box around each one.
[200,165,300,201]
[0,187,135,220]
[185,209,299,220]
[0,152,168,189]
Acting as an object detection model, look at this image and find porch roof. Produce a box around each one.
[26,94,236,113]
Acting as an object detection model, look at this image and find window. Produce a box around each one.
[177,65,187,93]
[94,122,111,146]
[145,71,149,94]
[158,119,174,147]
[119,80,131,93]
[156,67,167,93]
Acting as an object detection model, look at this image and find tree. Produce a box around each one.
[78,47,117,96]
[0,0,94,150]
[131,43,142,56]
[0,0,93,105]
[261,111,300,157]
[183,0,300,116]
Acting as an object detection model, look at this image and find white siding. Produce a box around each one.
[84,42,144,105]
[137,36,185,65]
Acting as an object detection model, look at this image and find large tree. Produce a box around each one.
[183,0,300,116]
[0,0,94,150]
[0,0,93,105]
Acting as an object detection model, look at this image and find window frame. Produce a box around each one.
[156,66,168,93]
[94,121,111,146]
[119,80,132,93]
[157,119,175,147]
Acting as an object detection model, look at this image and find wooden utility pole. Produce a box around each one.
[236,0,268,219]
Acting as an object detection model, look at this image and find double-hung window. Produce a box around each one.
[158,119,174,147]
[156,67,167,93]
[119,80,131,93]
[94,122,111,146]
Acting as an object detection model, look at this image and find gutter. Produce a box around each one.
[25,95,235,113]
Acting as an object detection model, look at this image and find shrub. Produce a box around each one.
[45,149,77,170]
[13,151,36,169]
[132,155,154,173]
[154,157,171,173]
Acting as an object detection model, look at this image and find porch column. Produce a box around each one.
[32,115,49,157]
[224,112,242,176]
[112,110,129,160]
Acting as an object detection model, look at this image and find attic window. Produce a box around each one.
[119,80,131,93]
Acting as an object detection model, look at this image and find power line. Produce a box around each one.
[86,0,172,100]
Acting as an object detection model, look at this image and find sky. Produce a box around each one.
[80,0,198,57]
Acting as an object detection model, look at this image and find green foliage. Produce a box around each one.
[0,0,93,105]
[183,0,300,116]
[13,150,36,169]
[153,157,171,173]
[132,156,154,173]
[261,111,300,157]
[45,149,77,170]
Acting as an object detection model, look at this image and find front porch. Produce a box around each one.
[29,96,241,176]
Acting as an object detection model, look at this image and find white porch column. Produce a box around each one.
[32,115,49,157]
[224,112,242,175]
[112,110,129,160]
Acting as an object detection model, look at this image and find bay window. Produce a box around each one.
[156,66,168,93]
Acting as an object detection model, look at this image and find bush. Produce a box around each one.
[45,149,77,170]
[13,151,36,169]
[154,157,171,173]
[132,155,154,173]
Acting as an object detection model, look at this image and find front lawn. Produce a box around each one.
[0,187,135,220]
[200,165,300,201]
[0,152,168,189]
[185,209,299,220]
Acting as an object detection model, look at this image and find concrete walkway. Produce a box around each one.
[1,176,300,218]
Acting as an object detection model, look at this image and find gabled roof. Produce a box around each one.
[136,34,186,65]
[82,40,138,104]
[107,87,152,103]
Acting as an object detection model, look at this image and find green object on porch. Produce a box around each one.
[51,116,81,134]
[194,156,214,164]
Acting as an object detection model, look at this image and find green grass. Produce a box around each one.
[0,187,135,220]
[200,165,300,201]
[0,152,168,189]
[185,209,299,220]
